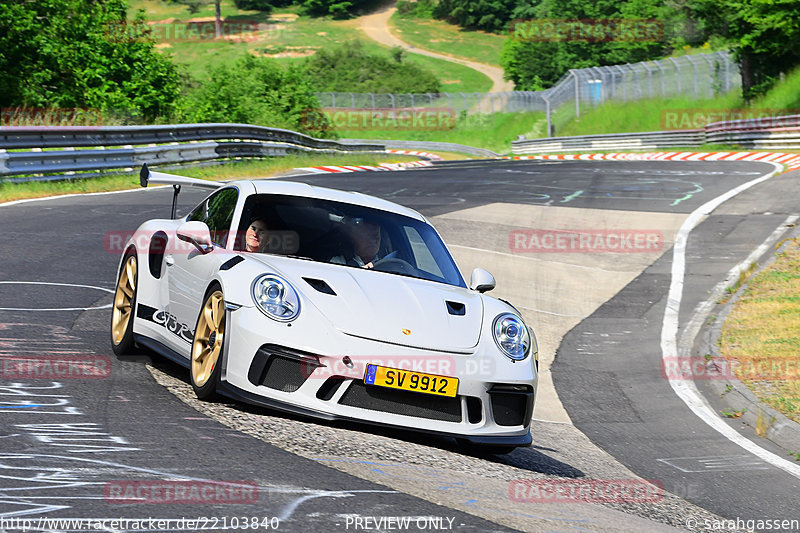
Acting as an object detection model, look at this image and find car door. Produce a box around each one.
[166,187,239,355]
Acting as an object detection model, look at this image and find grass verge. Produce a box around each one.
[389,11,506,69]
[338,112,546,154]
[553,93,743,137]
[0,153,420,204]
[129,0,491,92]
[719,238,800,423]
[552,65,800,138]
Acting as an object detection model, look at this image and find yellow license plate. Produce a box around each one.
[363,364,459,397]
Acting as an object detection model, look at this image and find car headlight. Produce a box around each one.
[252,274,300,322]
[493,313,530,360]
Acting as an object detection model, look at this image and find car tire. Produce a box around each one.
[111,251,138,355]
[191,285,226,400]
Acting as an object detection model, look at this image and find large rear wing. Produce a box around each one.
[139,163,226,218]
[139,163,224,190]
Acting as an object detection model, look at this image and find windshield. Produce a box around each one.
[235,194,466,288]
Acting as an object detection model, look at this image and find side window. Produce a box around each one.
[404,226,444,278]
[187,188,238,247]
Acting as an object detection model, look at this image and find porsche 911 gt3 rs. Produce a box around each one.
[111,165,539,453]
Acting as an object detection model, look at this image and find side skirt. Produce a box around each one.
[133,334,190,369]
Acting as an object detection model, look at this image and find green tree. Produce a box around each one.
[688,0,800,99]
[233,0,274,11]
[301,0,380,18]
[181,54,333,137]
[433,0,518,32]
[0,0,181,120]
[501,0,668,89]
[304,41,441,93]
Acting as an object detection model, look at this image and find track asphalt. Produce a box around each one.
[1,159,797,531]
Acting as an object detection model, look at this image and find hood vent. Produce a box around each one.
[445,301,466,316]
[303,277,336,296]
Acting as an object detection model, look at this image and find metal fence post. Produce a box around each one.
[629,64,642,99]
[614,65,626,101]
[723,51,731,93]
[686,55,699,98]
[668,57,682,95]
[643,63,654,98]
[543,92,552,137]
[704,54,717,97]
[570,70,580,118]
[654,60,666,96]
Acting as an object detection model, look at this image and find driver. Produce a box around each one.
[330,216,381,268]
[244,217,269,253]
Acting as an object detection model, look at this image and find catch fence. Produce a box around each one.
[316,51,739,136]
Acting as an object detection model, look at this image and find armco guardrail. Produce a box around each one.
[512,129,705,154]
[512,113,800,154]
[705,114,800,149]
[343,138,499,158]
[0,124,385,177]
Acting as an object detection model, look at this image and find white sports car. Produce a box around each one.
[111,165,538,453]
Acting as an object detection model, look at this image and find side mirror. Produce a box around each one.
[177,221,214,254]
[469,268,496,293]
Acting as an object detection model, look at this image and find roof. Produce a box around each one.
[247,180,425,221]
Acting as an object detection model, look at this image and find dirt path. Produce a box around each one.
[358,2,514,93]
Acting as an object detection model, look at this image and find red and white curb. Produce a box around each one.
[293,149,441,175]
[507,151,800,173]
[386,149,443,161]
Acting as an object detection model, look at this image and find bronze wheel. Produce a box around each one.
[191,288,225,399]
[111,253,137,354]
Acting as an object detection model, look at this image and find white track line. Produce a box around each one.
[660,161,800,479]
[0,281,113,311]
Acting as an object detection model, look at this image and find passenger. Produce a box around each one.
[330,216,381,268]
[244,217,269,253]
